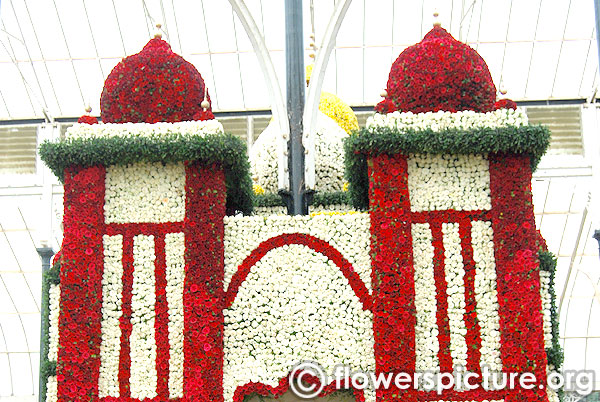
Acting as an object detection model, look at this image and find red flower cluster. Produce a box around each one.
[183,162,227,401]
[495,98,518,110]
[384,26,496,114]
[369,153,417,402]
[489,153,548,402]
[57,165,106,401]
[100,38,213,124]
[77,114,99,124]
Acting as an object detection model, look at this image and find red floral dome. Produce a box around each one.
[100,37,212,123]
[384,26,496,113]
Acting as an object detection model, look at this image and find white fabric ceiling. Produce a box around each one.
[0,0,598,121]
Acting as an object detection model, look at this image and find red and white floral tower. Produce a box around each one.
[39,23,558,402]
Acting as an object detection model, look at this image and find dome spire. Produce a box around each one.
[433,10,441,27]
[154,23,163,39]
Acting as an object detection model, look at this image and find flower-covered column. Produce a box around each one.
[184,162,227,402]
[489,153,548,402]
[369,154,417,402]
[56,165,106,401]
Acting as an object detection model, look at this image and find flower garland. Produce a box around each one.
[65,120,224,140]
[367,108,528,132]
[318,91,360,134]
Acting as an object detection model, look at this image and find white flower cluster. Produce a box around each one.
[98,235,124,398]
[45,375,58,402]
[443,222,468,369]
[223,244,374,402]
[130,235,157,400]
[65,119,224,140]
[223,214,371,292]
[104,162,185,224]
[165,232,185,398]
[412,223,440,372]
[471,221,502,372]
[366,108,528,131]
[250,111,347,193]
[408,154,491,212]
[47,283,60,363]
[539,270,553,349]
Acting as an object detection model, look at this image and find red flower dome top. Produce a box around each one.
[383,25,496,114]
[100,36,213,123]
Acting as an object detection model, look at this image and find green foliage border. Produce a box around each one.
[344,124,551,210]
[39,133,254,215]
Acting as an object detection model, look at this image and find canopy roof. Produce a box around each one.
[0,0,598,121]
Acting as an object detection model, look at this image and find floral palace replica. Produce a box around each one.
[39,24,561,402]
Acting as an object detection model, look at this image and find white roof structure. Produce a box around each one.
[0,0,598,121]
[1,1,600,400]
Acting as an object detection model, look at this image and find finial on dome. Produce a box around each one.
[201,86,210,110]
[380,89,388,98]
[85,105,92,114]
[499,85,508,95]
[433,10,441,27]
[154,23,163,39]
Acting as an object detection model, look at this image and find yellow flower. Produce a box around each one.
[310,210,359,217]
[318,92,359,135]
[342,182,349,192]
[253,183,265,195]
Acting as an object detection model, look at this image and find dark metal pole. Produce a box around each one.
[37,246,54,402]
[283,0,308,215]
[595,0,600,79]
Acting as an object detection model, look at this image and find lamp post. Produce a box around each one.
[37,246,54,402]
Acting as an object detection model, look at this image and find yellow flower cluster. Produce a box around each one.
[253,183,265,195]
[310,210,360,217]
[318,92,359,135]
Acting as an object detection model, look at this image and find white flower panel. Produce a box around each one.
[47,284,60,362]
[104,162,186,224]
[65,120,224,140]
[442,223,468,369]
[130,235,157,400]
[46,375,58,402]
[98,235,124,398]
[407,154,491,212]
[223,214,371,293]
[366,108,528,131]
[471,221,502,372]
[165,232,185,398]
[412,223,440,372]
[540,270,553,349]
[223,244,374,402]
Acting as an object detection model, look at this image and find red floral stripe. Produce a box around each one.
[369,153,417,402]
[118,235,134,398]
[411,209,491,224]
[101,398,182,402]
[430,221,452,373]
[416,388,506,401]
[489,153,547,402]
[183,162,226,402]
[458,218,483,373]
[233,376,367,402]
[56,165,105,401]
[105,222,184,236]
[154,235,169,398]
[225,233,372,310]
